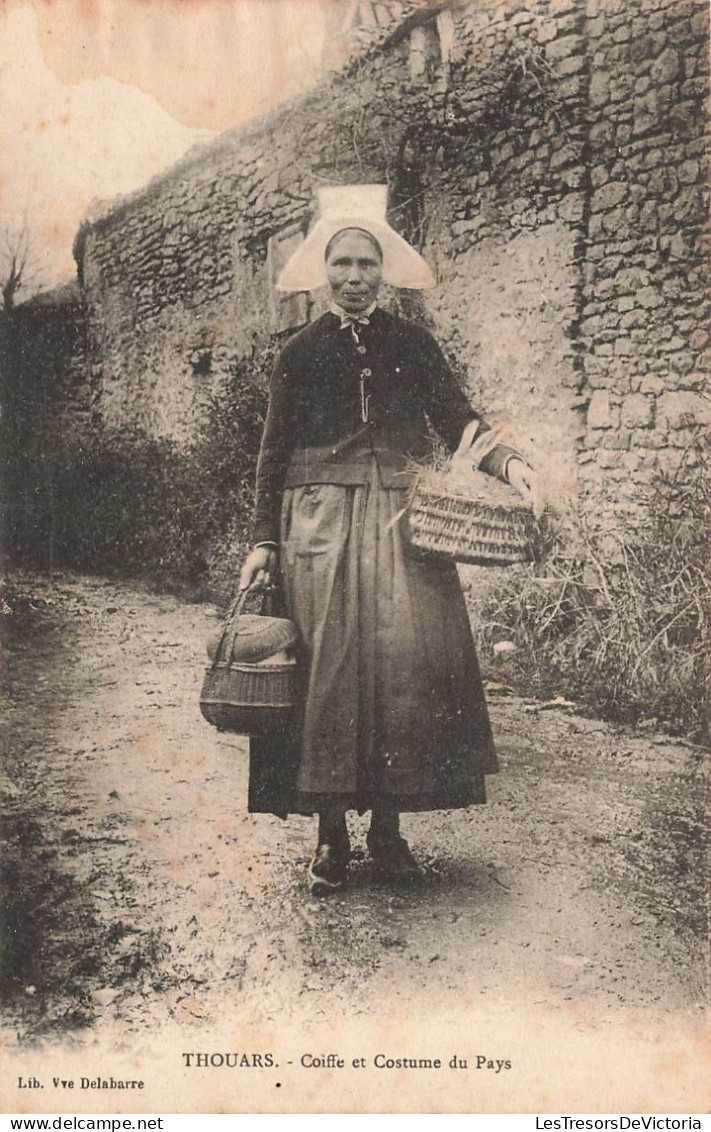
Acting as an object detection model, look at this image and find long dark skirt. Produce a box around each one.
[248,463,498,818]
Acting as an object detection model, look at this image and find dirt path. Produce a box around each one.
[1,573,707,1060]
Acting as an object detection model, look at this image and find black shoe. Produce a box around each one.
[307,843,349,896]
[367,831,422,882]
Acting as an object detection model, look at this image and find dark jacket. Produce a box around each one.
[252,307,518,544]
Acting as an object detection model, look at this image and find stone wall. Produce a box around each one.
[417,0,590,501]
[577,0,709,529]
[73,0,709,531]
[0,283,90,564]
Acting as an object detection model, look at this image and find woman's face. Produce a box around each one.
[325,230,383,314]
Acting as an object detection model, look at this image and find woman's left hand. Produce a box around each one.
[507,458,545,518]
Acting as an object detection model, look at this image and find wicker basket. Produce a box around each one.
[199,589,299,736]
[406,422,539,568]
[200,658,297,734]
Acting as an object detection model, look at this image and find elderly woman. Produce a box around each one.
[240,186,538,896]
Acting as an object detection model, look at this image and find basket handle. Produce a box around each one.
[225,586,251,620]
[211,585,261,668]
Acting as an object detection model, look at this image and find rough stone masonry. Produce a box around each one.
[63,0,709,535]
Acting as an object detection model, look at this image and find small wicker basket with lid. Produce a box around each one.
[200,590,299,735]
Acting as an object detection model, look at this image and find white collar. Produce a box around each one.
[329,300,378,324]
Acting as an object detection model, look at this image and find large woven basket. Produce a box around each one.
[199,589,299,736]
[406,422,539,568]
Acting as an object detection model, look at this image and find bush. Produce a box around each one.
[471,455,710,742]
[48,348,271,596]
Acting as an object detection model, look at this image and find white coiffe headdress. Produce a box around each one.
[276,184,434,292]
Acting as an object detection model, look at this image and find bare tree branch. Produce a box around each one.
[1,223,41,312]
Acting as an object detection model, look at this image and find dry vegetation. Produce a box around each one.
[471,453,710,740]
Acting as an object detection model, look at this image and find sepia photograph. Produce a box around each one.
[0,0,708,1115]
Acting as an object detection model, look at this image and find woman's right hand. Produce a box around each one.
[239,545,279,594]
